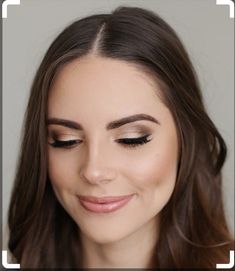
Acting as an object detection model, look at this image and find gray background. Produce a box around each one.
[2,0,234,250]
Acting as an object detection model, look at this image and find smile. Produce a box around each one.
[77,194,134,213]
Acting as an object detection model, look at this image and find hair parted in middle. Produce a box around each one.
[8,6,233,268]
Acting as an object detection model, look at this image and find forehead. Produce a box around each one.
[48,55,165,121]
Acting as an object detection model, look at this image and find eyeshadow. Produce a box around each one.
[116,124,153,134]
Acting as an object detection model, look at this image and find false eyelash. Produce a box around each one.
[49,139,81,148]
[49,134,152,149]
[116,134,152,148]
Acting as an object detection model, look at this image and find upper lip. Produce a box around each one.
[78,194,134,204]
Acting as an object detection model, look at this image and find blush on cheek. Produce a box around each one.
[48,164,77,213]
[155,153,178,183]
[48,152,78,188]
[124,151,177,191]
[48,165,71,195]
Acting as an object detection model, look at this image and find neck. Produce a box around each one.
[81,216,159,268]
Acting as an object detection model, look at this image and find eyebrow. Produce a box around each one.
[47,114,160,130]
[107,114,160,129]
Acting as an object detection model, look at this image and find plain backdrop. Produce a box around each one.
[2,0,234,250]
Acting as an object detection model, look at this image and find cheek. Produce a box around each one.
[128,155,176,223]
[123,147,178,188]
[122,135,178,210]
[47,149,82,213]
[47,149,78,191]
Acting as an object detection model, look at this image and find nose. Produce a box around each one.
[79,143,117,185]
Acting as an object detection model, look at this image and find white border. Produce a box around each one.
[216,0,235,18]
[2,0,21,19]
[2,250,20,269]
[2,249,234,269]
[1,0,234,268]
[216,250,235,269]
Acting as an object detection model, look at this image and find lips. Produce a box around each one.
[77,194,134,213]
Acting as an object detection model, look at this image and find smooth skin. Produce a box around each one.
[47,55,179,268]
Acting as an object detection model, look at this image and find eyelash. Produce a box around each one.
[116,135,151,148]
[49,134,152,149]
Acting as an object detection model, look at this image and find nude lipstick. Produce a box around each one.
[78,194,134,213]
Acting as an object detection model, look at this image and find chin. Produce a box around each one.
[79,224,132,245]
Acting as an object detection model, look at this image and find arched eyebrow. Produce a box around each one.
[47,118,83,130]
[47,113,160,130]
[106,114,160,129]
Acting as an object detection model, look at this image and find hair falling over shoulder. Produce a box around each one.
[7,6,234,268]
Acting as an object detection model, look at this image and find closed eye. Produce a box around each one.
[49,135,152,149]
[49,139,81,148]
[116,134,152,148]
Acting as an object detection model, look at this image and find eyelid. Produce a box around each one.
[116,134,152,148]
[117,126,151,135]
[118,132,145,139]
[49,134,152,149]
[49,139,81,149]
[55,135,80,141]
[48,132,81,141]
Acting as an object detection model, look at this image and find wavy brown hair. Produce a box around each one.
[8,6,234,268]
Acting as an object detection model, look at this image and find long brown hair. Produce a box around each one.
[8,6,234,268]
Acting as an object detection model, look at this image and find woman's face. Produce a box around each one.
[47,55,178,244]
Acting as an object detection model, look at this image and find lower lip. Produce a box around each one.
[78,195,134,214]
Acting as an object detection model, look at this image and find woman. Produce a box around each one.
[8,6,234,268]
